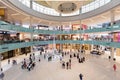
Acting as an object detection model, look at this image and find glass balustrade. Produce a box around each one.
[1,21,120,35]
[1,40,120,53]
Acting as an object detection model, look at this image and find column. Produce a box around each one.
[110,10,115,61]
[29,16,33,53]
[79,20,82,52]
[0,54,2,71]
[0,53,3,73]
[30,0,33,9]
[59,13,63,52]
[110,10,115,26]
[69,34,72,51]
[79,8,81,14]
[52,26,56,54]
[19,22,23,55]
[110,47,115,61]
[59,25,63,52]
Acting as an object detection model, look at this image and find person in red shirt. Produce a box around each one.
[113,64,116,71]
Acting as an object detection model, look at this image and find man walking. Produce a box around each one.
[0,68,4,80]
[79,73,83,80]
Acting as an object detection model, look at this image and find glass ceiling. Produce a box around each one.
[18,0,111,16]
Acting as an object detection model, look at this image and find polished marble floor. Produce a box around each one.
[2,52,120,80]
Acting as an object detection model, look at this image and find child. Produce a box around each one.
[113,64,116,71]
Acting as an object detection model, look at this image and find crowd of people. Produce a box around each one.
[60,51,86,70]
[0,48,117,80]
[21,53,37,71]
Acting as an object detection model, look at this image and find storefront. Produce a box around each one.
[2,50,15,59]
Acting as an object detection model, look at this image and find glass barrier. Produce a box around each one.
[0,40,120,53]
[1,21,120,35]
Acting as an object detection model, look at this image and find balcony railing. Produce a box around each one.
[0,21,120,35]
[0,40,120,53]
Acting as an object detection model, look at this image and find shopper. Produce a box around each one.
[70,54,72,58]
[66,62,69,69]
[23,59,27,68]
[38,57,41,62]
[62,61,65,69]
[74,53,76,57]
[12,60,17,65]
[69,59,71,63]
[83,57,85,62]
[62,53,64,57]
[8,59,10,64]
[60,56,62,62]
[68,62,71,69]
[77,54,79,59]
[33,53,35,61]
[0,68,4,80]
[40,51,42,55]
[108,56,111,61]
[44,54,46,59]
[78,58,81,63]
[65,52,66,56]
[113,64,117,71]
[79,73,83,80]
[29,54,32,62]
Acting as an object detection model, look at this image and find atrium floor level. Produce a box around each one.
[3,53,120,80]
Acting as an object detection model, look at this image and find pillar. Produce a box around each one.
[79,8,82,14]
[110,10,115,26]
[30,0,33,9]
[110,10,115,61]
[0,54,2,71]
[29,16,33,53]
[59,25,63,52]
[0,53,3,73]
[110,47,115,61]
[59,13,63,52]
[53,27,56,54]
[79,20,82,52]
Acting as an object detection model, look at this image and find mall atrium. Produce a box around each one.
[0,0,120,80]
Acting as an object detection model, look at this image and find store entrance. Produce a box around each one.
[8,50,14,58]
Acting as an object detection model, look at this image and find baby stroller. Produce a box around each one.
[27,61,36,71]
[27,63,33,71]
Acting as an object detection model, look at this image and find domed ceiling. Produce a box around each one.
[34,0,94,14]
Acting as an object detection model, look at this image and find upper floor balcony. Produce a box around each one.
[0,40,120,53]
[0,21,120,35]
